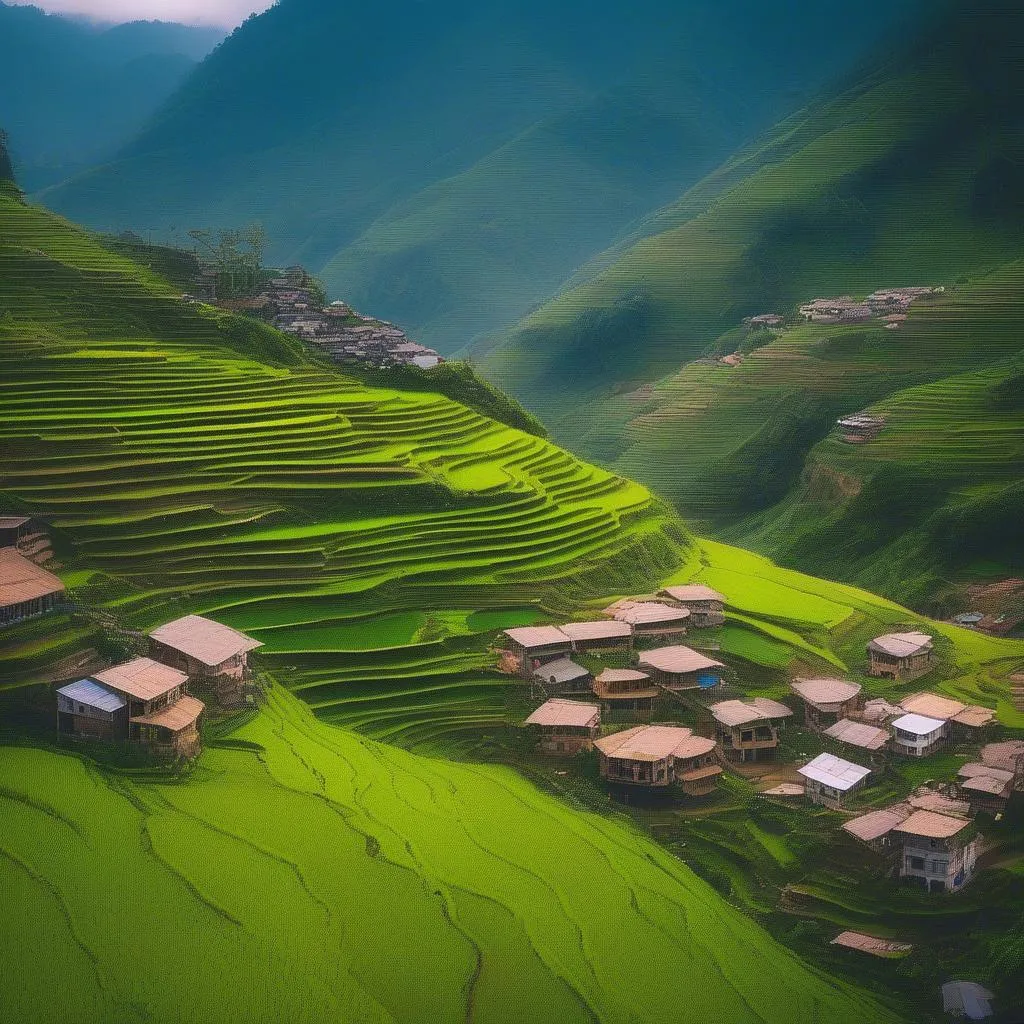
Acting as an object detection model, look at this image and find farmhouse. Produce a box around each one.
[658,585,726,627]
[594,725,721,795]
[592,668,659,722]
[824,718,890,757]
[0,547,64,625]
[607,601,691,638]
[790,678,862,730]
[709,697,793,762]
[559,620,633,652]
[638,645,724,691]
[149,615,262,704]
[867,631,935,681]
[956,763,1015,815]
[843,804,912,853]
[93,657,187,712]
[531,656,593,697]
[891,713,949,757]
[895,810,978,893]
[898,691,995,737]
[524,699,600,755]
[797,752,870,808]
[56,678,127,742]
[502,626,573,678]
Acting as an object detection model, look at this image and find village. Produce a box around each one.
[1,514,1021,1019]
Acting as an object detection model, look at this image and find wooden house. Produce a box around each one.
[0,547,64,625]
[658,585,726,627]
[56,678,128,742]
[980,741,1024,791]
[592,668,659,722]
[894,810,977,893]
[638,645,724,691]
[790,678,862,731]
[956,763,1014,815]
[867,631,935,681]
[708,697,793,762]
[501,626,572,678]
[149,614,263,704]
[823,718,890,761]
[594,725,721,795]
[559,620,633,653]
[898,691,995,740]
[531,656,593,697]
[607,601,690,639]
[128,695,204,759]
[891,713,948,757]
[797,752,870,808]
[842,805,912,855]
[524,699,600,755]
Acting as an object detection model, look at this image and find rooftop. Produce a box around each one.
[824,718,890,751]
[907,789,971,817]
[559,620,633,643]
[941,981,993,1021]
[899,691,965,720]
[57,678,126,714]
[609,602,690,627]
[149,615,263,667]
[93,658,188,701]
[595,668,650,684]
[524,699,600,729]
[532,657,590,685]
[660,584,726,604]
[895,809,970,840]
[842,806,912,843]
[797,752,871,791]
[790,677,861,706]
[868,631,933,657]
[594,725,700,762]
[0,547,64,607]
[0,516,30,529]
[638,646,724,675]
[831,931,912,957]
[892,713,946,736]
[710,697,793,727]
[760,783,804,797]
[503,625,569,649]
[981,740,1024,773]
[130,694,204,732]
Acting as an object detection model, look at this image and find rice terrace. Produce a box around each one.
[2,2,1024,1023]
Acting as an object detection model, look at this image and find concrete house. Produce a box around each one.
[790,678,862,731]
[658,585,727,627]
[524,699,600,755]
[502,626,572,678]
[0,547,64,625]
[149,614,263,704]
[592,668,659,722]
[638,645,725,691]
[607,601,691,638]
[56,678,128,742]
[895,810,978,893]
[709,697,793,762]
[891,713,949,757]
[531,656,593,697]
[797,752,871,808]
[867,631,935,681]
[595,725,721,795]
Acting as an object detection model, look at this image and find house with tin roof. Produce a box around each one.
[638,646,725,691]
[823,718,891,758]
[896,810,978,893]
[607,600,691,638]
[790,678,862,731]
[531,656,593,697]
[502,626,573,678]
[0,546,65,625]
[868,631,935,681]
[524,699,600,755]
[592,668,659,722]
[891,713,949,757]
[797,752,871,808]
[594,725,721,795]
[709,697,793,762]
[658,585,726,627]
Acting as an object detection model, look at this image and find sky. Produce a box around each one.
[7,0,272,27]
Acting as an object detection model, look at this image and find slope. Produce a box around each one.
[42,0,924,352]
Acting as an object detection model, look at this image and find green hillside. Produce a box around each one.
[478,3,1024,605]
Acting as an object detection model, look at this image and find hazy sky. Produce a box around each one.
[8,0,272,27]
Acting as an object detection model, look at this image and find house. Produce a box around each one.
[941,981,994,1020]
[531,656,593,697]
[744,313,784,328]
[0,547,64,625]
[980,740,1024,790]
[891,713,948,757]
[128,696,204,759]
[898,691,995,738]
[708,697,793,762]
[93,657,187,713]
[836,413,885,443]
[895,810,978,893]
[592,668,659,722]
[824,718,890,758]
[559,620,633,653]
[0,515,31,547]
[842,804,912,854]
[658,585,727,627]
[524,699,600,755]
[797,752,871,808]
[607,601,690,638]
[501,627,571,678]
[594,726,721,795]
[859,697,902,725]
[867,631,935,681]
[790,678,862,730]
[638,645,725,691]
[150,615,263,704]
[56,678,128,742]
[956,763,1015,815]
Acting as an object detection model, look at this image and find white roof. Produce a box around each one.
[57,678,126,713]
[942,981,993,1020]
[797,752,871,791]
[869,631,932,657]
[710,698,792,727]
[525,699,600,728]
[892,713,946,736]
[532,657,590,684]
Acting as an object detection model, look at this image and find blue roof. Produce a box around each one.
[57,678,126,713]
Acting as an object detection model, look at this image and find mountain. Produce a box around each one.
[42,0,924,351]
[0,182,920,1024]
[478,1,1024,607]
[0,3,223,189]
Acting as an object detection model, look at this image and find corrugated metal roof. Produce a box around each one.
[790,678,861,706]
[797,752,871,791]
[149,615,262,667]
[892,713,945,736]
[56,678,126,713]
[130,694,204,732]
[610,602,690,627]
[559,621,632,642]
[710,697,792,727]
[868,631,932,657]
[0,547,64,607]
[93,658,188,701]
[503,625,570,649]
[524,699,600,728]
[661,585,726,604]
[824,718,890,750]
[638,645,724,675]
[532,657,589,685]
[595,725,697,762]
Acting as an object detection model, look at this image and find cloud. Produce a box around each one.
[6,0,273,28]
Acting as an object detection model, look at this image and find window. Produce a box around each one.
[908,856,925,871]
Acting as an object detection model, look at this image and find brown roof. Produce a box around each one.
[868,631,933,657]
[672,736,718,760]
[831,932,912,956]
[952,705,996,729]
[638,646,724,675]
[790,677,861,707]
[710,697,793,727]
[959,773,1012,797]
[130,695,204,732]
[824,718,890,751]
[609,602,690,627]
[899,691,965,720]
[559,621,632,643]
[0,547,64,607]
[149,615,263,667]
[595,668,650,684]
[678,763,722,782]
[594,725,697,762]
[93,658,188,701]
[894,810,970,840]
[661,584,726,604]
[861,697,902,723]
[842,805,911,843]
[907,789,971,817]
[502,625,569,649]
[524,699,600,728]
[981,740,1024,774]
[0,516,30,529]
[592,668,660,700]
